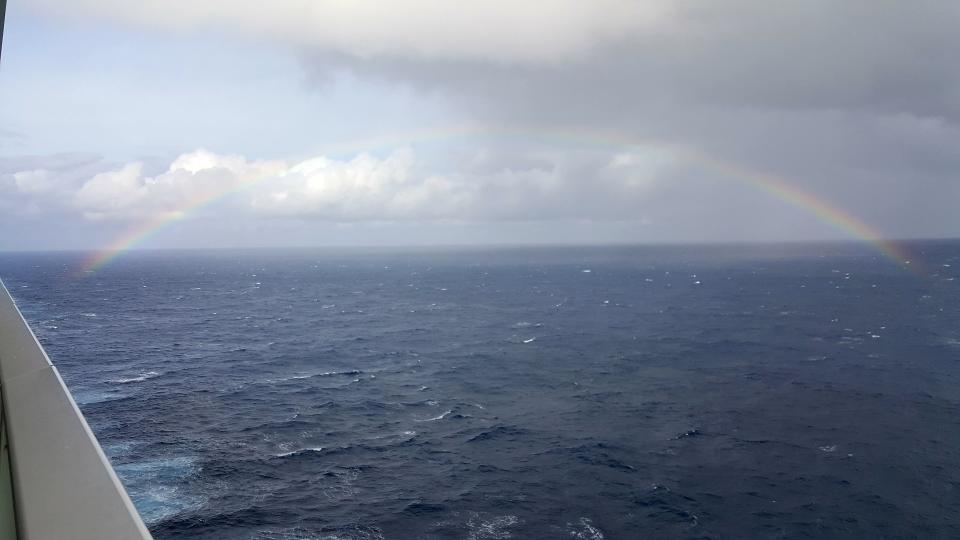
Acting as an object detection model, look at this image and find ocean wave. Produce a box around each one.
[274,447,325,458]
[266,370,363,384]
[73,390,131,405]
[507,334,539,344]
[414,410,452,422]
[511,321,542,329]
[467,425,527,443]
[318,370,362,377]
[111,371,161,384]
[254,526,384,540]
[466,513,519,540]
[569,517,604,540]
[101,441,137,457]
[113,456,205,524]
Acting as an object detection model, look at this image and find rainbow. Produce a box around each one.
[78,125,915,274]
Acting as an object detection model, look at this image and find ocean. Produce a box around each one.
[1,242,959,539]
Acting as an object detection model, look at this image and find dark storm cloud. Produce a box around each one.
[294,1,960,239]
[17,0,960,243]
[303,1,960,121]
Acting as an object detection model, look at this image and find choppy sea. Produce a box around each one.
[2,242,960,539]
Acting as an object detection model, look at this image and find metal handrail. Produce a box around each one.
[0,279,153,539]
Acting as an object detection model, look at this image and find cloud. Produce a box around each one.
[15,1,960,243]
[30,0,672,63]
[32,1,960,119]
[60,146,674,223]
[73,149,285,219]
[0,153,106,217]
[13,169,56,194]
[284,1,960,239]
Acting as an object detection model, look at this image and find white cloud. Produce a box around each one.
[0,153,106,217]
[13,170,55,193]
[64,146,673,222]
[73,150,286,219]
[31,0,673,63]
[74,162,147,217]
[251,150,440,219]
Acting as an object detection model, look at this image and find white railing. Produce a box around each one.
[0,279,152,539]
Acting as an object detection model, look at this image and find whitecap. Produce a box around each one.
[511,321,541,329]
[259,525,384,540]
[113,456,205,524]
[522,337,537,344]
[111,371,161,384]
[102,441,137,457]
[466,514,519,540]
[73,390,130,405]
[415,410,452,422]
[569,517,604,539]
[941,337,960,347]
[275,447,324,458]
[318,370,362,377]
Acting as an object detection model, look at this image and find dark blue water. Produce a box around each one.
[2,243,960,539]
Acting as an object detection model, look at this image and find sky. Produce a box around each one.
[1,1,959,252]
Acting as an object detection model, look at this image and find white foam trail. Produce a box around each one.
[275,447,324,457]
[415,410,452,422]
[74,391,130,405]
[269,370,362,383]
[569,517,605,539]
[466,514,519,540]
[512,321,541,329]
[111,371,161,384]
[113,456,204,524]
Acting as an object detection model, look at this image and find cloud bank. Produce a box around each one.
[30,0,673,63]
[61,146,673,223]
[10,1,960,246]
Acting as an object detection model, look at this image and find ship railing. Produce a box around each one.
[0,279,153,539]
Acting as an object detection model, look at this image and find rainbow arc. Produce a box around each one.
[79,125,915,274]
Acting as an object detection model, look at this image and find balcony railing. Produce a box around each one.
[0,279,152,539]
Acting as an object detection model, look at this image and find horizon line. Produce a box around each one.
[1,235,955,256]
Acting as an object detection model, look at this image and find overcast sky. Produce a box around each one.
[1,1,959,251]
